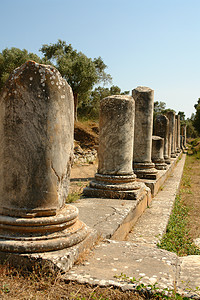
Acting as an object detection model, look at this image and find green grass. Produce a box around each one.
[158,193,200,256]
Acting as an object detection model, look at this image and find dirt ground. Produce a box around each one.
[69,161,98,195]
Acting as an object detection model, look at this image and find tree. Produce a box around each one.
[154,101,166,114]
[178,111,185,121]
[0,47,42,91]
[79,85,130,120]
[40,40,112,120]
[193,98,200,135]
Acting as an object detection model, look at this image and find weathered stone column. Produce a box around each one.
[168,133,172,158]
[165,111,176,158]
[182,124,187,148]
[0,61,88,253]
[151,136,167,170]
[175,118,178,156]
[176,115,181,152]
[132,87,157,179]
[84,95,146,200]
[154,114,171,164]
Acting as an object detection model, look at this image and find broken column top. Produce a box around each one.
[0,60,74,217]
[134,86,153,93]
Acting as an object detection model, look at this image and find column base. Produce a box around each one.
[164,156,171,164]
[0,205,88,253]
[153,160,167,170]
[133,162,158,180]
[83,173,146,200]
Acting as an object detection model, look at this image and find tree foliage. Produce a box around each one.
[178,111,186,121]
[0,47,42,90]
[193,98,200,135]
[40,40,112,119]
[154,101,166,114]
[78,85,130,120]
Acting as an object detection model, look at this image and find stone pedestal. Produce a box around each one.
[165,111,176,158]
[84,95,147,200]
[176,115,181,152]
[154,114,171,164]
[132,87,157,179]
[0,61,88,253]
[152,136,167,170]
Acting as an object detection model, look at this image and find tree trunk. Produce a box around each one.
[74,93,78,121]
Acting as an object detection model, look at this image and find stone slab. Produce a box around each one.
[66,239,177,291]
[74,187,151,241]
[127,153,186,245]
[137,153,182,197]
[176,256,200,298]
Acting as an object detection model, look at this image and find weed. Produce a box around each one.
[66,191,82,203]
[114,273,190,299]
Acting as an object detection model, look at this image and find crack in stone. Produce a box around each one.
[51,163,61,182]
[93,206,119,228]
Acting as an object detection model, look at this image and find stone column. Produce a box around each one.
[176,115,181,152]
[132,86,157,179]
[0,61,88,253]
[182,124,187,148]
[151,136,167,170]
[168,133,172,158]
[84,95,146,200]
[165,111,176,158]
[180,134,185,150]
[175,118,178,156]
[154,114,171,164]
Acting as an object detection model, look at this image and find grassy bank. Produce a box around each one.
[158,141,200,256]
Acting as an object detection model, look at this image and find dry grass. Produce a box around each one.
[0,263,147,300]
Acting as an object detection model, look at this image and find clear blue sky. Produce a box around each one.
[1,0,200,118]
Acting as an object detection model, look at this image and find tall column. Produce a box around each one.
[154,114,171,164]
[176,115,181,152]
[132,86,157,179]
[183,124,187,148]
[151,136,167,170]
[174,118,178,155]
[84,95,146,200]
[165,111,176,158]
[0,61,88,253]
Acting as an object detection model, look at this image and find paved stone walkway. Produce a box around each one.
[65,154,200,298]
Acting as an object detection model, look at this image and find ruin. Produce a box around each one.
[151,136,167,170]
[132,87,158,179]
[181,123,187,149]
[165,111,176,158]
[0,61,89,253]
[154,114,171,164]
[84,95,147,200]
[176,115,181,152]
